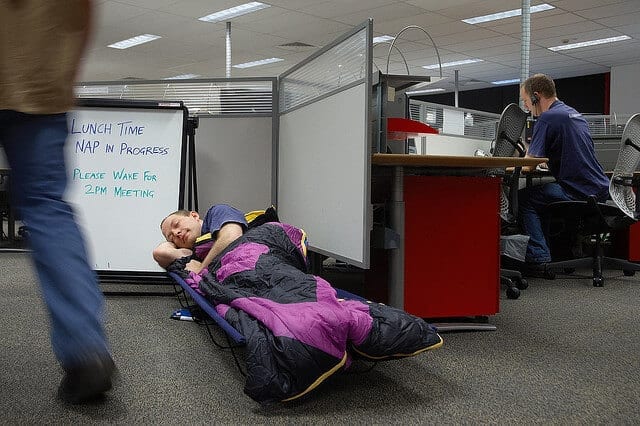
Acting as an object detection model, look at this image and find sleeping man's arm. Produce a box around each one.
[185,222,244,273]
[153,241,193,269]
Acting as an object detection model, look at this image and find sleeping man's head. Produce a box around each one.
[160,210,203,248]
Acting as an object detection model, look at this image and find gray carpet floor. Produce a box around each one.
[1,251,639,424]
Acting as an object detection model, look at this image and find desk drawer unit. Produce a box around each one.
[403,175,501,318]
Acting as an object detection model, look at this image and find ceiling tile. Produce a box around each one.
[596,11,640,29]
[334,2,432,26]
[436,28,501,47]
[299,0,400,19]
[574,1,640,19]
[614,23,640,36]
[404,0,495,13]
[372,12,456,40]
[445,35,520,53]
[94,0,148,26]
[551,0,627,11]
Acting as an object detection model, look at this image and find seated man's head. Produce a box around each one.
[160,210,203,248]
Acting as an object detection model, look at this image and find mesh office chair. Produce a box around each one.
[491,103,529,299]
[543,113,640,287]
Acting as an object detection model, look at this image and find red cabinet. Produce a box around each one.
[403,175,501,318]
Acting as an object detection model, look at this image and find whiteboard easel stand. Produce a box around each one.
[186,116,199,212]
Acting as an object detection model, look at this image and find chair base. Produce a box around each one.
[546,256,640,286]
[500,268,528,299]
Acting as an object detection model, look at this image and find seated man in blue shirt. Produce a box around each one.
[153,204,247,273]
[518,73,609,268]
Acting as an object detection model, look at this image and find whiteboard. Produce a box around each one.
[64,102,187,274]
[278,83,370,267]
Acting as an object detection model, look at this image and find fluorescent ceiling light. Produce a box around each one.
[491,78,521,85]
[373,35,395,43]
[462,3,555,24]
[548,35,631,51]
[199,2,270,23]
[164,74,201,80]
[406,88,446,95]
[422,59,483,69]
[233,57,284,68]
[108,34,161,49]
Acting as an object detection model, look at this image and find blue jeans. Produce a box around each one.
[518,182,575,263]
[0,110,110,367]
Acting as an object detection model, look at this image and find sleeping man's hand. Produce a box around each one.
[185,259,203,273]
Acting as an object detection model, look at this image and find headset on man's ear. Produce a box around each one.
[531,92,539,105]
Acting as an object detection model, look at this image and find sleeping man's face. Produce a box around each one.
[161,212,202,249]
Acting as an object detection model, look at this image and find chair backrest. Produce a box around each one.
[609,113,640,219]
[492,103,528,158]
[491,103,528,221]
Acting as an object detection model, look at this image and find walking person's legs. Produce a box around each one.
[0,111,114,403]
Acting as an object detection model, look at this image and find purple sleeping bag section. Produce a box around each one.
[168,222,442,405]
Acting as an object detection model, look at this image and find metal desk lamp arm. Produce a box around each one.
[385,25,442,79]
[375,41,410,75]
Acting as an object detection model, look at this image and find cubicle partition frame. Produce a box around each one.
[276,19,373,269]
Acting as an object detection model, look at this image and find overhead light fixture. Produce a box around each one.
[233,57,284,69]
[491,78,521,85]
[462,3,555,24]
[164,74,201,80]
[548,35,631,51]
[199,2,270,23]
[373,35,395,43]
[406,88,446,95]
[422,59,483,69]
[108,34,161,49]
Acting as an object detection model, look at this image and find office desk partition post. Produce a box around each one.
[388,166,404,308]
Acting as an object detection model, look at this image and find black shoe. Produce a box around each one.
[58,354,115,404]
[522,261,552,278]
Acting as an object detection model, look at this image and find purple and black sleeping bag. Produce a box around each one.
[168,222,442,404]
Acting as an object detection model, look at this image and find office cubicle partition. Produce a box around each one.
[76,78,277,214]
[583,114,636,170]
[277,20,373,268]
[72,21,376,273]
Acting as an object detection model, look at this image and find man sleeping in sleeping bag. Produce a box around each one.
[153,204,443,405]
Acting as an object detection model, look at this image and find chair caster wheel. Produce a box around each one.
[515,278,528,290]
[593,277,604,287]
[623,269,635,277]
[506,286,520,299]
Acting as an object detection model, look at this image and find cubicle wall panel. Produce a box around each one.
[196,117,272,213]
[278,83,369,266]
[403,175,500,318]
[279,27,368,114]
[278,21,372,268]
